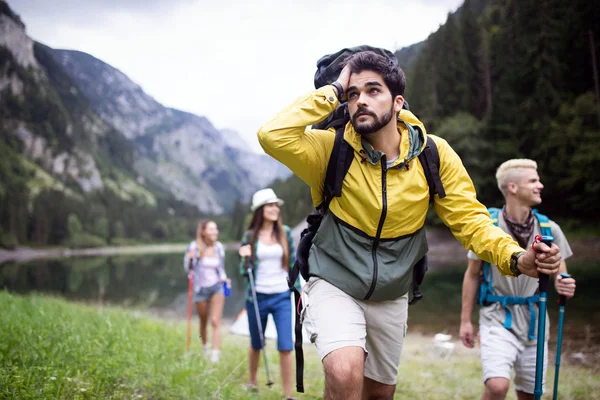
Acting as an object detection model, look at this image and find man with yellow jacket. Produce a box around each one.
[257,50,562,400]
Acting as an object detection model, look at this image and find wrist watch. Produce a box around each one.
[510,251,526,277]
[331,81,344,101]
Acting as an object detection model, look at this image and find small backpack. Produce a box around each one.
[286,45,447,393]
[478,207,553,340]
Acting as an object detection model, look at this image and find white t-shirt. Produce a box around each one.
[468,214,573,343]
[386,155,399,169]
[254,242,289,294]
[184,241,226,291]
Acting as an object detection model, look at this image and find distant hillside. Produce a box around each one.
[402,0,600,222]
[0,2,290,248]
[51,49,290,213]
[394,41,426,74]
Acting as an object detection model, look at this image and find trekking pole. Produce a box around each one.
[534,234,554,400]
[552,272,571,400]
[247,265,274,387]
[186,270,194,351]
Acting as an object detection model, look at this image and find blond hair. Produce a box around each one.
[495,159,538,197]
[195,220,216,258]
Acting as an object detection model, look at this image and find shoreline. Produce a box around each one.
[1,227,598,267]
[0,242,242,265]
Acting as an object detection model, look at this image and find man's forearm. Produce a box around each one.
[257,85,339,149]
[433,145,523,276]
[461,272,479,323]
[256,85,340,188]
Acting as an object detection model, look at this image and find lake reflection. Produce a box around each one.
[0,250,247,320]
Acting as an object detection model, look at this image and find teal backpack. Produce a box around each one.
[478,207,553,340]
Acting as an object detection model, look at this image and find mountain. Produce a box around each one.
[394,40,426,74]
[1,2,290,217]
[1,6,126,199]
[0,1,289,247]
[50,49,290,214]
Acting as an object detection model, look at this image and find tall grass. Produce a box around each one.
[1,292,598,399]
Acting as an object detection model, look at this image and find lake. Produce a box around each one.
[0,250,247,321]
[1,250,599,365]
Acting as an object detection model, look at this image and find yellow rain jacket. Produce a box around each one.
[258,85,523,301]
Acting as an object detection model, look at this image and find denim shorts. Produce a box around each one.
[246,290,293,351]
[193,282,224,303]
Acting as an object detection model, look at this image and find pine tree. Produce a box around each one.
[435,14,469,117]
[460,0,489,119]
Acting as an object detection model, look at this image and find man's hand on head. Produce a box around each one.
[333,65,351,100]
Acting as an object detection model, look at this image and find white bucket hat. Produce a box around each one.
[251,188,284,212]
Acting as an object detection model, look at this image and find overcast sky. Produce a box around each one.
[10,0,463,152]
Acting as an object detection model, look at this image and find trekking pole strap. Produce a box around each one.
[293,288,305,393]
[532,234,554,292]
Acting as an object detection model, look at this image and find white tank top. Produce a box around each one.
[254,241,289,294]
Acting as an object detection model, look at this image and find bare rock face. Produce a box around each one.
[52,49,291,213]
[15,125,104,193]
[0,11,43,99]
[0,13,39,70]
[0,5,142,205]
[52,50,172,140]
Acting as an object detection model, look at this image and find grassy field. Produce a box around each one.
[1,292,599,399]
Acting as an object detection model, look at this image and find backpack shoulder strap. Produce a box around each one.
[322,126,353,209]
[417,136,446,205]
[488,207,501,224]
[479,207,500,306]
[481,207,542,340]
[532,209,553,237]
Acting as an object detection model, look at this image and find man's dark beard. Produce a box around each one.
[350,106,395,136]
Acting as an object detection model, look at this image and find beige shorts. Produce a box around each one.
[480,324,548,394]
[301,277,408,385]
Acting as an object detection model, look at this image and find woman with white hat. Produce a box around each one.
[238,188,299,399]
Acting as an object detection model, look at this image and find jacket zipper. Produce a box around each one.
[365,156,388,300]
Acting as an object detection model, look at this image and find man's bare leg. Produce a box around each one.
[516,390,533,400]
[362,377,395,400]
[323,346,364,400]
[482,377,510,400]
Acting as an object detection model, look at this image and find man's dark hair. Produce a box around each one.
[344,51,406,98]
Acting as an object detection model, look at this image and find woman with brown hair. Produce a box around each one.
[184,220,229,363]
[238,188,299,399]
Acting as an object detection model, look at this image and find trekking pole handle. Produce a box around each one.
[533,235,555,292]
[558,273,571,306]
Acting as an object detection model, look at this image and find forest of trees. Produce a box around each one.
[228,0,600,237]
[0,141,211,249]
[2,0,599,249]
[404,0,600,228]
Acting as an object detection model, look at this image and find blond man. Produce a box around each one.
[460,159,577,400]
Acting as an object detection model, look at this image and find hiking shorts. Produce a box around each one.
[246,290,293,351]
[194,282,223,303]
[480,324,548,394]
[301,277,408,385]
